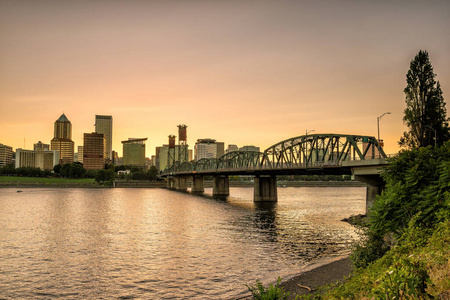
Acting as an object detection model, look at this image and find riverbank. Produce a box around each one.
[279,256,352,299]
[238,256,353,300]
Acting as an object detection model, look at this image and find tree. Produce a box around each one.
[53,164,62,175]
[70,162,86,178]
[399,50,450,149]
[147,166,158,180]
[95,169,115,184]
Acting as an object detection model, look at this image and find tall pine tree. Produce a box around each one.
[399,50,450,148]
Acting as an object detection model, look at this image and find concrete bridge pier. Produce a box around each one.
[174,176,188,192]
[254,175,277,202]
[354,175,385,215]
[213,175,229,197]
[166,177,175,189]
[191,175,204,194]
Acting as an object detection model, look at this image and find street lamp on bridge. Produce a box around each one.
[377,112,391,157]
[306,129,315,136]
[377,112,391,142]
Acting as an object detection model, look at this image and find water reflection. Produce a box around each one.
[0,187,364,299]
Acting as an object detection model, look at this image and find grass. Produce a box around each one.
[0,176,96,185]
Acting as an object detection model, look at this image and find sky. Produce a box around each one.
[1,0,449,157]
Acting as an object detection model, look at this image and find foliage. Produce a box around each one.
[400,50,450,149]
[0,165,51,177]
[351,227,390,269]
[0,164,15,175]
[53,164,62,175]
[95,169,115,185]
[350,143,450,269]
[60,162,86,178]
[147,166,159,179]
[306,143,450,299]
[246,277,290,300]
[304,217,450,300]
[85,169,98,178]
[371,143,450,239]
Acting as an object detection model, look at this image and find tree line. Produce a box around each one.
[0,162,159,182]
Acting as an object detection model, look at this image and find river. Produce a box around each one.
[0,187,365,299]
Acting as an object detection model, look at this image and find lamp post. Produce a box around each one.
[377,112,391,143]
[377,112,390,157]
[426,125,437,147]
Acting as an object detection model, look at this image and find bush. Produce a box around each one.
[351,143,450,268]
[95,169,115,185]
[246,277,290,300]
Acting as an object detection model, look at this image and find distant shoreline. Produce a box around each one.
[0,180,365,189]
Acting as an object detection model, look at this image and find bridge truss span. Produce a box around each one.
[262,134,386,169]
[162,133,387,176]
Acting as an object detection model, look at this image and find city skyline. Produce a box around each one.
[1,1,450,157]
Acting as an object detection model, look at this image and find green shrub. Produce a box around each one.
[350,143,450,268]
[246,277,290,300]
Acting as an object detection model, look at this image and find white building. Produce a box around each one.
[15,149,59,170]
[194,139,224,161]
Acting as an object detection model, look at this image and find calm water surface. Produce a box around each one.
[0,187,365,299]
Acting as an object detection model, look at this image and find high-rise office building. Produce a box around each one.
[34,141,50,151]
[77,146,84,164]
[95,115,113,162]
[122,138,147,167]
[0,143,13,166]
[194,139,224,161]
[83,133,106,170]
[50,113,74,164]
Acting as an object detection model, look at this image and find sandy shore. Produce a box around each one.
[279,256,352,299]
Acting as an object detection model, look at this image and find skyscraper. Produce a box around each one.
[122,138,147,167]
[83,133,105,170]
[77,145,84,164]
[95,115,113,162]
[34,141,50,151]
[50,113,74,164]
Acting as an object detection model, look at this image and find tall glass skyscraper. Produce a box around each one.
[95,115,113,162]
[50,113,74,164]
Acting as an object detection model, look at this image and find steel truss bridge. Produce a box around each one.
[162,133,388,176]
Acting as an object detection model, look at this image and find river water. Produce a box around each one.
[0,187,365,299]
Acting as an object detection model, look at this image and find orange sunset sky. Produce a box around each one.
[1,0,449,157]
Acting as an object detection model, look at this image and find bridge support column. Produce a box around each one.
[191,175,204,194]
[213,175,229,197]
[354,175,385,215]
[174,176,188,192]
[254,175,277,202]
[167,177,175,189]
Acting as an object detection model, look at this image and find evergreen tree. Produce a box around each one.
[399,50,450,148]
